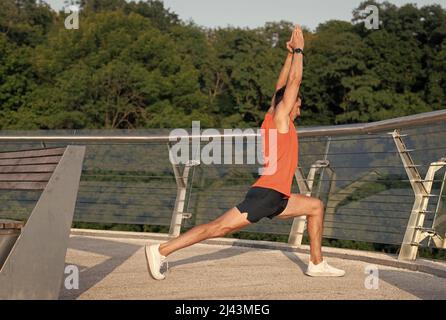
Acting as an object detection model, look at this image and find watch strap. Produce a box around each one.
[293,48,304,55]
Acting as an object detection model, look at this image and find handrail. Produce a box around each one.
[0,109,445,142]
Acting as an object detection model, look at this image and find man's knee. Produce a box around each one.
[310,198,325,216]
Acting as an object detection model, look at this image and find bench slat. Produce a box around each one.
[0,181,48,190]
[0,147,66,160]
[0,164,58,174]
[0,173,53,182]
[0,156,62,166]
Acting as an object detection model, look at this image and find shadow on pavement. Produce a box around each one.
[378,269,446,300]
[280,251,308,273]
[168,241,253,269]
[60,236,140,300]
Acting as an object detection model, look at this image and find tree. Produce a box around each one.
[15,10,209,129]
[1,0,445,130]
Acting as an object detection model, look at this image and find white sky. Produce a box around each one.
[45,0,446,30]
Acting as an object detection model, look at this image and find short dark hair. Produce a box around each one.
[273,86,286,108]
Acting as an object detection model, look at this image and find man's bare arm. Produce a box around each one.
[275,27,304,118]
[275,52,293,91]
[274,31,296,91]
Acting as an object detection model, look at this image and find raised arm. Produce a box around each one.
[275,52,293,91]
[275,26,304,120]
[274,32,296,91]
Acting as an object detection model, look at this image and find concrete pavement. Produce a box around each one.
[60,232,446,300]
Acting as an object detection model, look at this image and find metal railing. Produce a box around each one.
[1,109,446,261]
[1,109,446,142]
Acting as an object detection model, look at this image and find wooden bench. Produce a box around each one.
[0,147,67,190]
[0,146,85,299]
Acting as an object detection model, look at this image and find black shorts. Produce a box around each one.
[236,187,289,223]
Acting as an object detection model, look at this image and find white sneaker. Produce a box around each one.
[145,244,167,280]
[305,260,345,277]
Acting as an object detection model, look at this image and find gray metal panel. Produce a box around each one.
[0,146,85,299]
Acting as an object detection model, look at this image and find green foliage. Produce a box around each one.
[0,0,56,46]
[1,0,445,130]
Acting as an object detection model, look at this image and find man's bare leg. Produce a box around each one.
[276,194,324,264]
[159,207,251,257]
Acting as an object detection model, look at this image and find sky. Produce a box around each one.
[46,0,446,30]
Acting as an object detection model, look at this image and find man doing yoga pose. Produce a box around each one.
[146,25,345,280]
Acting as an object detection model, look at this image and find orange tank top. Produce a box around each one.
[252,113,298,197]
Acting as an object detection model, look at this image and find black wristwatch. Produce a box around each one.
[293,48,304,55]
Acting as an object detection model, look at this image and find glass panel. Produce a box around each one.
[1,121,445,246]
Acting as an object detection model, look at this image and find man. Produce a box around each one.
[146,25,345,280]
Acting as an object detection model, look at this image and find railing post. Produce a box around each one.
[315,137,331,198]
[168,143,198,237]
[391,130,446,260]
[288,160,331,246]
[432,171,446,249]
